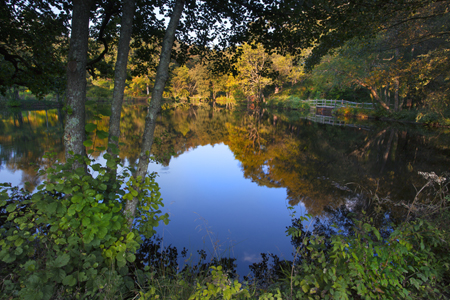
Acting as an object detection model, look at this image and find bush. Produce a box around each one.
[0,153,168,299]
[284,218,447,299]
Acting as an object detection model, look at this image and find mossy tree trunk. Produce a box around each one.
[64,0,92,168]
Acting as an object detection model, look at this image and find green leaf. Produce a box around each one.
[55,268,66,282]
[96,130,108,139]
[106,160,116,169]
[62,275,77,286]
[54,253,70,267]
[117,259,127,268]
[126,232,135,241]
[6,204,16,212]
[68,206,76,216]
[82,217,91,227]
[14,238,24,247]
[47,202,58,214]
[78,271,87,282]
[83,140,93,147]
[98,107,111,117]
[14,247,23,256]
[126,253,136,263]
[85,123,97,132]
[72,194,83,203]
[46,183,55,191]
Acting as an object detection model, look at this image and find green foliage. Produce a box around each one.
[281,217,448,300]
[0,153,168,299]
[6,99,22,107]
[86,81,114,100]
[265,95,310,111]
[189,266,250,300]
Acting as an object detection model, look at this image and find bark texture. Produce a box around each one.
[107,0,136,157]
[64,0,92,164]
[124,0,185,226]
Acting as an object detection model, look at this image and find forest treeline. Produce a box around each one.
[86,1,450,122]
[3,1,450,124]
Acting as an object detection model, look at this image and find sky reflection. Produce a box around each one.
[148,143,300,276]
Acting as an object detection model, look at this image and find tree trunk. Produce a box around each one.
[107,0,135,159]
[354,78,390,110]
[124,0,185,226]
[64,0,92,166]
[13,86,20,100]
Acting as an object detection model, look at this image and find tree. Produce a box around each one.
[271,53,304,92]
[107,0,136,161]
[235,43,273,101]
[0,1,69,97]
[64,0,92,163]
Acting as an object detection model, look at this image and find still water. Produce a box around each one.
[1,106,450,275]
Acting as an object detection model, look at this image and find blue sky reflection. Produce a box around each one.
[148,143,302,276]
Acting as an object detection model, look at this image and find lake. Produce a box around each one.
[1,105,450,276]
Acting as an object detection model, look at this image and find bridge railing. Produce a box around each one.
[303,114,371,130]
[304,99,374,109]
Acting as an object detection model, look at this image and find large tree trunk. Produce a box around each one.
[64,0,92,166]
[107,0,135,159]
[354,78,390,110]
[124,0,185,226]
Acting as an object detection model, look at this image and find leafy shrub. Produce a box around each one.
[275,213,449,300]
[0,153,168,299]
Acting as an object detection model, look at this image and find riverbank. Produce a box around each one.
[333,106,450,128]
[263,97,450,128]
[1,99,63,110]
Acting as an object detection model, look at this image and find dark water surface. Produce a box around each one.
[1,106,450,275]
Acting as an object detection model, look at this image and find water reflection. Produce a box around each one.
[0,109,64,190]
[1,106,450,217]
[2,105,450,275]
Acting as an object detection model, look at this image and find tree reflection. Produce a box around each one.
[1,106,449,214]
[0,109,64,191]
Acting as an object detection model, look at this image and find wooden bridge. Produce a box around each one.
[304,99,375,110]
